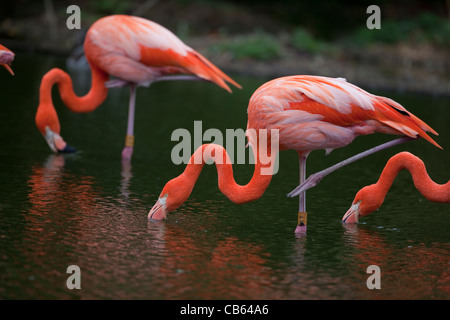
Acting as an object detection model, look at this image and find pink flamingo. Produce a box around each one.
[0,44,14,75]
[148,75,441,233]
[35,15,240,160]
[342,152,450,223]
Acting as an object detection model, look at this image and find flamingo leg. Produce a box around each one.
[298,152,307,212]
[153,75,206,83]
[122,84,137,161]
[295,152,308,233]
[287,136,415,198]
[111,75,205,162]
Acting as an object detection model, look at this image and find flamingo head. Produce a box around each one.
[148,175,194,221]
[42,126,76,153]
[342,184,384,223]
[0,46,14,75]
[35,101,76,153]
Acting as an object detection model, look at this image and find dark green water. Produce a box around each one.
[0,53,448,299]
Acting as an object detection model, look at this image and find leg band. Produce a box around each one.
[125,134,135,147]
[298,211,307,226]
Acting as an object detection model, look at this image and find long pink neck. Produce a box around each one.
[40,62,109,111]
[376,152,450,203]
[182,144,275,204]
[37,62,109,133]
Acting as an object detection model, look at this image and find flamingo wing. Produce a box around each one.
[85,15,240,91]
[248,76,440,151]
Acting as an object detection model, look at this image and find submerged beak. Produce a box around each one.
[148,198,167,221]
[342,202,360,224]
[44,127,76,153]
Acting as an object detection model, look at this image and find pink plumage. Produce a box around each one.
[85,15,240,91]
[247,75,440,153]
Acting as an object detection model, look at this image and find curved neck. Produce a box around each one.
[376,152,450,203]
[182,143,276,204]
[36,62,109,133]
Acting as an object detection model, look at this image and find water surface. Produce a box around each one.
[0,54,449,299]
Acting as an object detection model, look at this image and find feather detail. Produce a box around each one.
[247,75,441,152]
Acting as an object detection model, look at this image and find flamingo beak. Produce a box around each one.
[342,202,360,224]
[148,197,167,220]
[44,127,76,153]
[1,63,14,75]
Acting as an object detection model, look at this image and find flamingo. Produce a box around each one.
[35,15,241,159]
[342,152,450,223]
[148,75,441,233]
[0,44,14,75]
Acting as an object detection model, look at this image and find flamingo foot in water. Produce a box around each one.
[294,225,307,234]
[294,211,307,234]
[122,146,133,161]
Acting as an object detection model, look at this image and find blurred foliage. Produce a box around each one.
[224,0,448,39]
[1,0,447,34]
[0,0,448,52]
[212,30,283,61]
[349,12,450,47]
[88,0,132,15]
[291,28,330,53]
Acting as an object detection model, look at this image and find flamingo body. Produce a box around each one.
[247,76,439,152]
[149,76,440,231]
[35,15,240,156]
[342,152,450,223]
[85,15,238,89]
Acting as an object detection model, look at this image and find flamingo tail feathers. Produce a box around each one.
[184,50,241,93]
[375,96,442,149]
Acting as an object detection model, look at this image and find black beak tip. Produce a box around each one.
[58,144,77,153]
